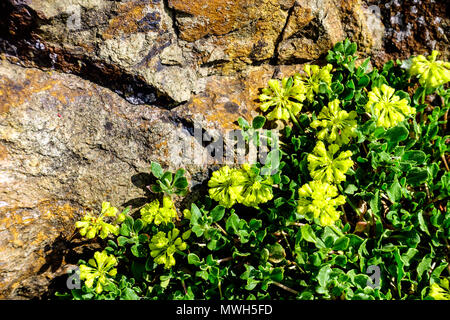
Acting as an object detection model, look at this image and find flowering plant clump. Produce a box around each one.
[149,229,187,269]
[208,164,274,208]
[409,50,450,88]
[307,141,354,184]
[207,165,246,208]
[79,251,118,294]
[294,64,333,102]
[60,39,449,301]
[259,77,306,121]
[140,196,177,225]
[365,84,416,129]
[297,180,346,226]
[75,202,123,239]
[237,164,274,208]
[310,99,357,145]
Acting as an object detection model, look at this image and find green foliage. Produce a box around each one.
[149,161,189,196]
[60,39,449,301]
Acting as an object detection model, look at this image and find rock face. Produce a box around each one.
[0,0,448,299]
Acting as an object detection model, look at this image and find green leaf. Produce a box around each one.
[357,75,370,87]
[174,177,188,190]
[252,116,266,129]
[134,219,144,233]
[402,150,426,164]
[161,171,173,185]
[417,255,432,282]
[238,117,250,130]
[267,243,286,264]
[131,244,147,258]
[344,184,358,195]
[210,205,226,223]
[117,236,129,247]
[333,236,350,251]
[406,168,429,186]
[300,225,318,244]
[369,190,380,217]
[345,42,357,56]
[382,126,409,144]
[187,253,202,267]
[386,178,402,202]
[269,267,284,282]
[225,213,240,234]
[121,288,140,300]
[417,211,430,235]
[317,265,332,287]
[151,161,163,179]
[413,86,425,105]
[190,203,202,225]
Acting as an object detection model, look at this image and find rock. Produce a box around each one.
[0,59,204,298]
[277,0,345,63]
[367,0,449,66]
[0,0,197,104]
[169,0,296,72]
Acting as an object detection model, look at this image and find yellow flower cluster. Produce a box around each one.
[297,181,346,226]
[79,250,118,294]
[410,50,450,88]
[75,202,124,239]
[208,164,274,208]
[140,196,178,226]
[365,84,415,129]
[310,99,358,146]
[149,229,187,269]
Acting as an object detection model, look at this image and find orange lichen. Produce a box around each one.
[0,143,7,161]
[103,1,157,40]
[179,66,275,129]
[0,65,72,114]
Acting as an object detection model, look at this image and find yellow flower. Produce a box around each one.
[237,164,274,208]
[208,164,274,208]
[429,278,450,300]
[307,141,354,184]
[149,229,187,269]
[310,99,358,145]
[79,250,117,294]
[259,77,306,121]
[208,166,246,208]
[140,196,177,225]
[365,84,415,128]
[294,64,333,102]
[75,202,120,239]
[410,50,450,88]
[297,180,345,226]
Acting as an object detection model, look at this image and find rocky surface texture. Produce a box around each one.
[0,0,448,299]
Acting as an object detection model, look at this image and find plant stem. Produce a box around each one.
[214,222,228,236]
[282,231,293,254]
[272,281,299,295]
[421,86,427,105]
[218,280,223,299]
[337,184,361,217]
[288,108,304,133]
[181,279,188,295]
[442,154,449,172]
[217,257,233,264]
